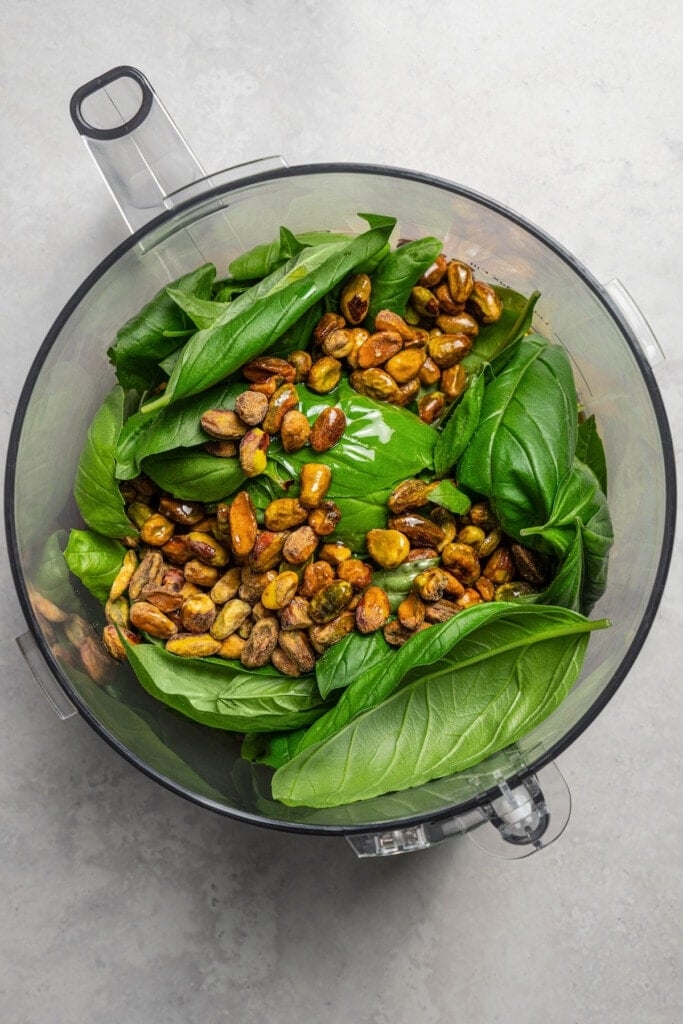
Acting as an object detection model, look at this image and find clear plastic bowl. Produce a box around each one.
[5,163,676,838]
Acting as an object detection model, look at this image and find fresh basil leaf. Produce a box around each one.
[366,236,443,326]
[115,380,245,480]
[463,288,540,374]
[457,335,578,542]
[427,480,472,515]
[124,643,329,732]
[34,530,78,611]
[108,263,216,391]
[269,379,436,551]
[64,529,126,603]
[576,414,608,495]
[315,630,391,699]
[74,386,135,538]
[271,607,609,806]
[214,280,254,301]
[241,729,307,769]
[228,228,351,281]
[144,216,396,412]
[531,521,583,611]
[166,290,231,329]
[433,372,485,477]
[142,448,246,502]
[266,299,325,357]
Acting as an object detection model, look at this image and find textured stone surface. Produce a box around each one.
[1,2,682,1022]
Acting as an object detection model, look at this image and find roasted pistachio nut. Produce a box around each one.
[270,647,302,677]
[238,568,277,603]
[345,327,371,369]
[282,525,319,565]
[446,260,474,304]
[410,285,440,318]
[242,355,297,383]
[287,349,313,382]
[388,513,446,549]
[424,598,461,623]
[185,531,230,567]
[467,280,503,323]
[374,308,417,341]
[241,616,280,668]
[262,383,300,434]
[318,541,352,566]
[279,595,314,630]
[313,312,346,344]
[249,531,289,572]
[417,391,445,424]
[458,525,487,548]
[128,550,164,600]
[79,636,113,683]
[165,633,222,658]
[355,586,391,634]
[200,408,248,440]
[468,502,498,530]
[350,368,400,403]
[510,543,550,584]
[383,619,416,647]
[229,491,258,556]
[63,614,96,649]
[418,254,448,288]
[412,566,451,602]
[309,580,354,623]
[210,598,253,640]
[441,542,481,584]
[436,311,479,337]
[204,439,239,458]
[130,601,178,639]
[389,485,438,523]
[183,559,220,587]
[180,594,217,634]
[299,463,332,508]
[397,592,426,631]
[389,379,420,407]
[307,499,342,537]
[456,588,483,610]
[322,328,355,359]
[308,610,356,650]
[403,546,439,562]
[104,595,130,629]
[383,347,426,384]
[249,376,281,398]
[429,506,457,548]
[109,549,138,600]
[238,617,254,639]
[336,558,373,591]
[209,567,242,604]
[158,497,206,526]
[278,629,316,673]
[356,331,403,370]
[264,497,309,532]
[140,513,175,547]
[418,356,442,388]
[239,428,270,477]
[441,364,468,401]
[434,282,463,315]
[442,570,466,598]
[234,389,268,426]
[261,571,300,611]
[366,528,410,569]
[477,527,503,559]
[127,501,155,530]
[310,406,346,453]
[494,581,534,601]
[427,332,472,368]
[340,273,372,324]
[280,409,311,452]
[299,560,336,597]
[216,634,246,660]
[307,356,343,394]
[102,625,139,660]
[475,576,496,602]
[139,585,185,614]
[483,546,515,584]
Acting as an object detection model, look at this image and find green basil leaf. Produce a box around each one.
[576,414,608,495]
[124,643,329,732]
[74,386,135,538]
[315,630,391,699]
[64,529,126,603]
[144,216,396,412]
[463,288,540,374]
[366,236,443,326]
[426,480,472,515]
[457,335,578,542]
[241,729,307,769]
[271,607,609,806]
[433,372,485,477]
[531,521,584,611]
[166,290,231,329]
[34,530,78,611]
[108,263,216,391]
[269,379,437,551]
[228,228,351,280]
[115,379,245,480]
[142,448,246,502]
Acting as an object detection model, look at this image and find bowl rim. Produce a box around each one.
[4,161,677,835]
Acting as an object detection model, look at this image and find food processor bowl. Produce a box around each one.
[5,68,676,857]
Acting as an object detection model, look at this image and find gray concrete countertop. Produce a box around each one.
[1,2,681,1022]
